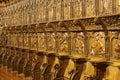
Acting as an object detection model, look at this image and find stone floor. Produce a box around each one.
[0,66,32,80]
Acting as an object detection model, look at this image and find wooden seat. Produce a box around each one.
[43,54,56,80]
[33,62,42,80]
[91,61,112,80]
[70,58,88,80]
[0,53,3,66]
[55,56,69,79]
[18,57,27,74]
[3,54,9,66]
[7,55,13,69]
[24,59,34,77]
[12,56,19,71]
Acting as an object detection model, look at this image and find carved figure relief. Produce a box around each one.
[71,32,84,55]
[14,34,18,47]
[38,33,46,51]
[24,33,29,49]
[89,32,105,56]
[12,34,16,47]
[58,32,69,55]
[7,34,11,46]
[48,0,54,21]
[18,34,23,48]
[73,0,82,18]
[56,0,61,20]
[112,32,120,59]
[41,0,47,21]
[64,0,70,19]
[86,0,95,16]
[100,0,112,14]
[31,34,37,50]
[47,33,55,52]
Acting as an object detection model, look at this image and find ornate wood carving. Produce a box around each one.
[89,32,105,56]
[71,32,84,57]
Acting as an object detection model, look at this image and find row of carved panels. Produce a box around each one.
[6,31,120,59]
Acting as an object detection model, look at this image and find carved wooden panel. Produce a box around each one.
[47,33,56,53]
[71,32,84,57]
[48,0,54,21]
[111,32,120,59]
[56,0,61,20]
[86,0,95,17]
[11,34,17,47]
[7,34,11,46]
[74,0,82,18]
[88,32,105,56]
[100,0,113,15]
[24,33,29,49]
[57,32,69,55]
[18,33,23,48]
[31,33,37,50]
[38,33,46,52]
[40,0,47,22]
[64,0,71,20]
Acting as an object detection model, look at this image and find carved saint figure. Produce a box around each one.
[58,32,68,53]
[90,32,105,56]
[24,33,29,48]
[113,32,120,59]
[72,32,84,54]
[38,33,46,51]
[31,34,37,49]
[101,0,112,14]
[47,33,55,51]
[86,0,95,16]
